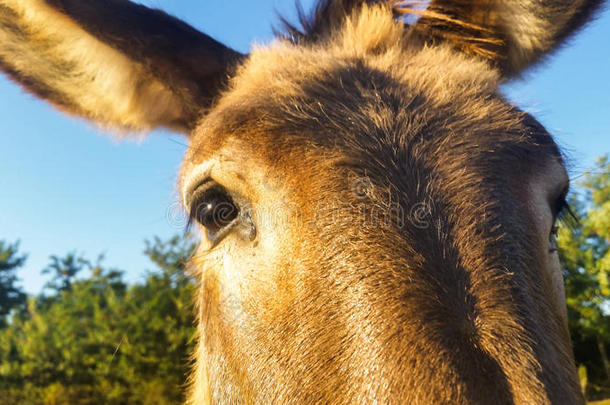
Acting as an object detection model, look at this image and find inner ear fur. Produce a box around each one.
[407,0,606,78]
[0,0,244,134]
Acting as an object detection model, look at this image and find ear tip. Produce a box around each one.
[409,0,607,78]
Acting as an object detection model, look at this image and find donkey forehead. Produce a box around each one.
[182,41,563,194]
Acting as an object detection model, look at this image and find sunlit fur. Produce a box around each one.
[0,0,605,403]
[0,0,188,132]
[182,5,582,403]
[407,0,606,76]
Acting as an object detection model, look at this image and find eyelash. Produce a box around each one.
[185,215,195,236]
[555,196,577,226]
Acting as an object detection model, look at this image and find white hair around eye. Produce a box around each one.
[181,160,217,211]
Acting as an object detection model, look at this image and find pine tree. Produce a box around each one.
[0,241,27,328]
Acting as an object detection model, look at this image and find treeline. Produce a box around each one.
[0,237,196,404]
[0,156,609,403]
[560,156,610,400]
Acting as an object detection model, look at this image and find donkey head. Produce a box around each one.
[1,0,604,403]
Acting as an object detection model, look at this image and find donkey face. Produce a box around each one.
[1,0,604,403]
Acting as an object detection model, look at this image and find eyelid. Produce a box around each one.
[552,186,579,227]
[182,162,216,211]
[184,180,225,237]
[552,184,570,218]
[188,179,217,208]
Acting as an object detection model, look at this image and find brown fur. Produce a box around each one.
[182,10,578,402]
[284,0,606,76]
[0,0,604,403]
[0,0,242,132]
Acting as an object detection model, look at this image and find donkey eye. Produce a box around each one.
[548,187,576,254]
[549,224,559,253]
[190,184,240,243]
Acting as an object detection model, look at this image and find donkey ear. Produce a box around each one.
[407,0,606,78]
[0,0,244,134]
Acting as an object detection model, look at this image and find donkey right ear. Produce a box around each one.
[406,0,606,78]
[0,0,244,134]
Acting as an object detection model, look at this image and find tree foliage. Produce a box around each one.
[42,253,90,293]
[0,236,196,404]
[0,241,27,328]
[559,155,610,399]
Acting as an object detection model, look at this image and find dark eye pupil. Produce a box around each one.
[192,187,239,234]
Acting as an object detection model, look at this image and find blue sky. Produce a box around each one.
[1,1,608,294]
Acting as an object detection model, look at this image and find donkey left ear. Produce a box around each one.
[407,0,606,78]
[0,0,244,134]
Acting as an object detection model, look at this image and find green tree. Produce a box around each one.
[0,236,197,404]
[0,241,27,328]
[118,235,197,403]
[42,253,89,293]
[560,155,610,400]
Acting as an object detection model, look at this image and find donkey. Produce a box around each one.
[1,0,605,403]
